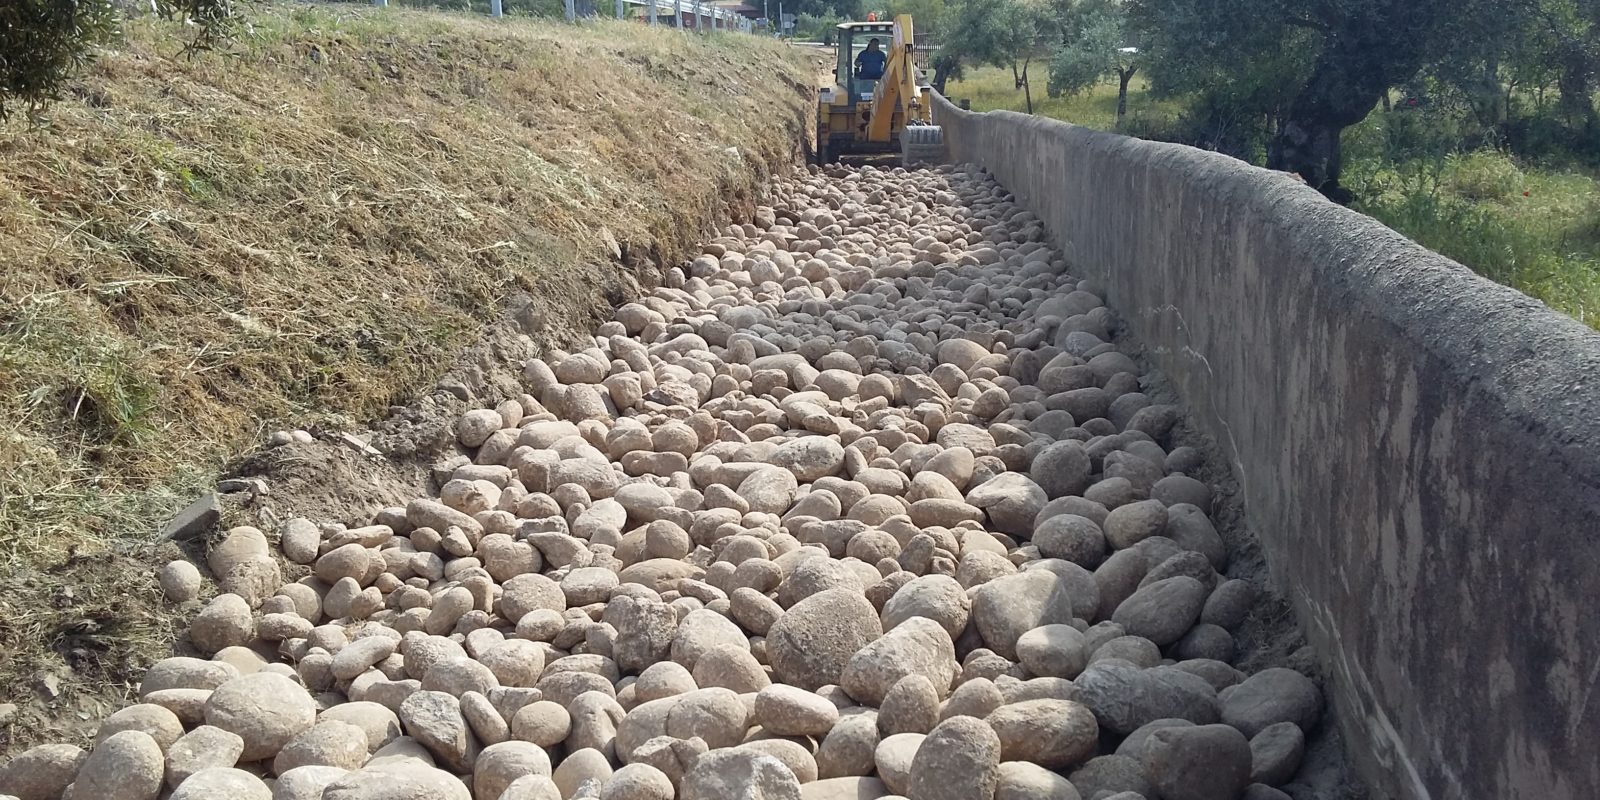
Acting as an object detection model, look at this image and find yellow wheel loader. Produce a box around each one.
[815,14,944,167]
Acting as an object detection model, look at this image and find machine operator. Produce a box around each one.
[855,38,887,81]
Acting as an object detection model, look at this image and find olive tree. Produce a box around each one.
[937,0,1051,111]
[1129,0,1517,201]
[1,0,232,120]
[1047,0,1139,125]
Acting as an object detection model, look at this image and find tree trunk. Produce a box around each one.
[1468,56,1508,136]
[1557,51,1597,137]
[933,60,954,95]
[1268,41,1417,202]
[1020,58,1033,115]
[1117,67,1135,127]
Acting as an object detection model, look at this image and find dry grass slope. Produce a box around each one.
[0,2,812,750]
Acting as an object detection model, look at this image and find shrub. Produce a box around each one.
[1443,150,1524,201]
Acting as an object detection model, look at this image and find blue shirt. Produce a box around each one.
[856,49,887,79]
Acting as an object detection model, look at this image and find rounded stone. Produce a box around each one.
[93,703,183,752]
[158,560,203,602]
[202,672,318,761]
[0,743,86,800]
[1221,668,1322,738]
[906,716,1001,800]
[1032,515,1106,567]
[986,699,1099,769]
[880,575,969,640]
[767,588,882,691]
[755,684,840,737]
[72,730,163,800]
[170,768,270,800]
[476,741,555,800]
[1140,723,1252,800]
[996,760,1081,800]
[679,748,802,800]
[273,720,370,773]
[1015,624,1089,679]
[1110,576,1208,647]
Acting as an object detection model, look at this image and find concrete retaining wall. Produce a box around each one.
[932,94,1600,800]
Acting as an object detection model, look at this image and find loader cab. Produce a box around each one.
[834,21,895,104]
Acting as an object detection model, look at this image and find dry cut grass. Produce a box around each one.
[0,3,813,566]
[0,1,813,752]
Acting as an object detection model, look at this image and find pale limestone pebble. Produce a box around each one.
[873,732,924,795]
[738,739,819,784]
[1015,624,1089,679]
[163,725,243,788]
[332,635,396,680]
[320,760,471,800]
[140,657,239,696]
[599,763,676,800]
[273,719,370,773]
[815,714,880,779]
[766,588,882,691]
[629,735,707,789]
[93,703,183,751]
[876,675,940,736]
[512,700,572,747]
[158,560,203,602]
[281,518,324,565]
[274,765,351,799]
[839,617,957,706]
[679,748,802,800]
[169,768,270,800]
[799,777,893,800]
[939,678,1003,722]
[878,574,968,639]
[905,716,1000,800]
[398,690,479,774]
[553,748,615,799]
[0,743,86,800]
[996,761,1081,800]
[567,691,625,756]
[71,730,163,800]
[754,683,839,737]
[663,687,748,749]
[671,608,750,671]
[501,775,563,800]
[318,702,402,753]
[986,699,1099,769]
[203,672,317,762]
[475,741,553,800]
[694,643,771,694]
[213,644,269,675]
[189,593,255,655]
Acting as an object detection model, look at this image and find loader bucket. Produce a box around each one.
[901,124,945,167]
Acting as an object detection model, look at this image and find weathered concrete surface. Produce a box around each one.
[933,94,1600,800]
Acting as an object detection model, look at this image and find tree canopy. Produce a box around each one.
[1127,0,1526,198]
[1,0,232,120]
[1046,0,1139,124]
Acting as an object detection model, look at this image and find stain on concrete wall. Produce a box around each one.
[932,95,1600,800]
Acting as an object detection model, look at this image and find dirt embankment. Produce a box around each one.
[0,4,815,753]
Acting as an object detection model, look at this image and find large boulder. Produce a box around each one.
[767,588,882,690]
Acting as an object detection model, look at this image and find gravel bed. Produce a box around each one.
[0,164,1331,800]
